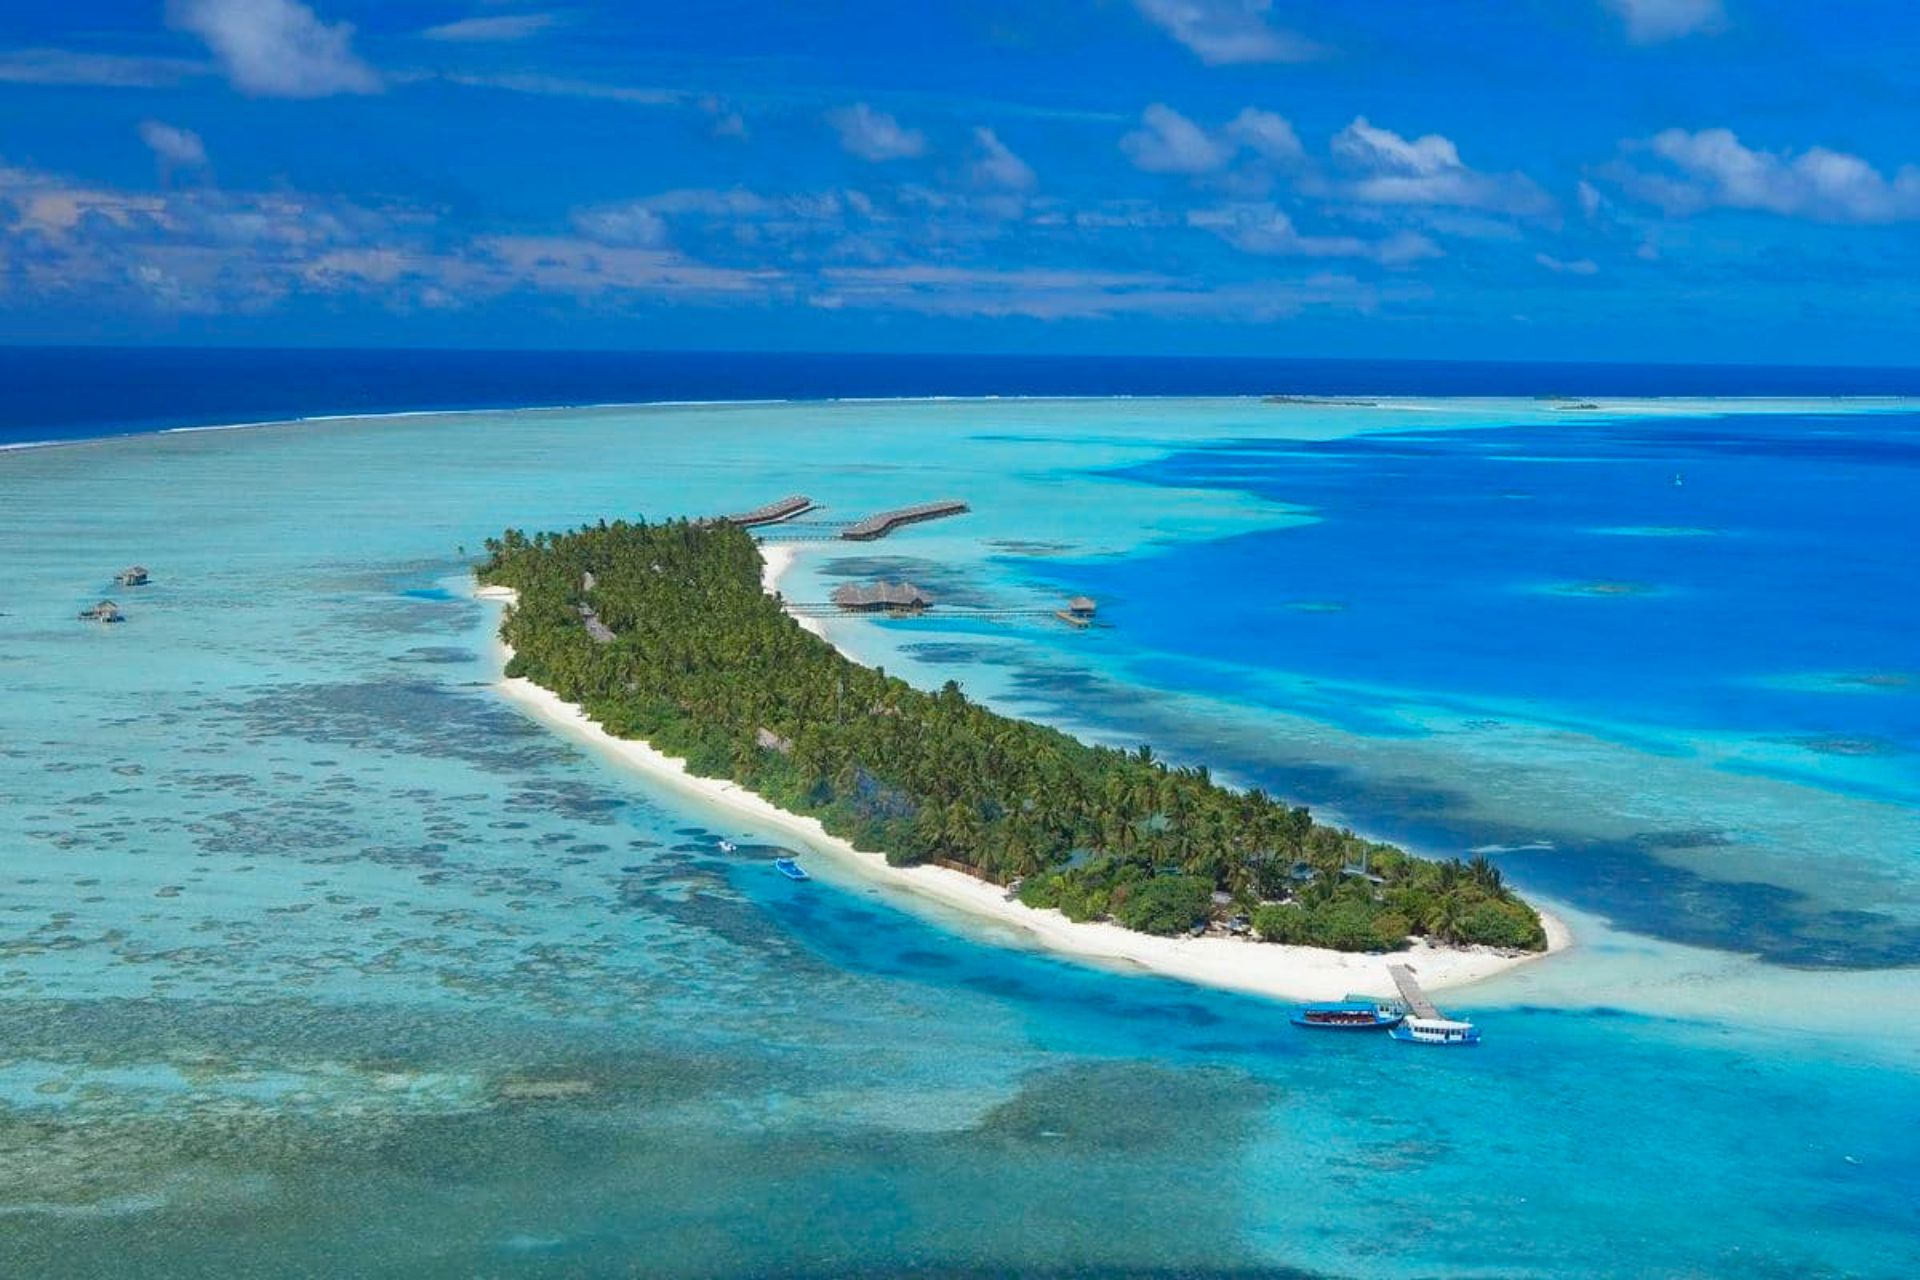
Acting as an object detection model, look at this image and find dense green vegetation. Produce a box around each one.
[480,519,1547,953]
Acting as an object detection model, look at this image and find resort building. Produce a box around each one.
[79,600,125,623]
[831,581,933,612]
[115,565,150,587]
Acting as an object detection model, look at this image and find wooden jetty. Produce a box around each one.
[721,495,816,527]
[840,499,968,542]
[1386,963,1441,1020]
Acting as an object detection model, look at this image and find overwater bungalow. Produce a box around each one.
[721,495,815,527]
[79,600,125,623]
[831,581,933,613]
[115,566,150,587]
[840,499,968,542]
[1056,594,1099,628]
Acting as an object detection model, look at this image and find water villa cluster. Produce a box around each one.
[77,565,151,623]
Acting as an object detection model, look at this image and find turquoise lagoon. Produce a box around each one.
[2,397,1917,1277]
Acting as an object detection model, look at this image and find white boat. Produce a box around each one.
[1388,1017,1481,1046]
[717,839,737,853]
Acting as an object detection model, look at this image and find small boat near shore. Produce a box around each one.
[1289,1000,1405,1030]
[1389,1016,1481,1046]
[718,839,737,853]
[773,857,809,881]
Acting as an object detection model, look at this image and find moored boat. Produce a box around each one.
[1289,1000,1405,1030]
[773,856,809,881]
[1388,1016,1481,1046]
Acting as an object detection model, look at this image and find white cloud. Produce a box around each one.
[1121,104,1232,174]
[1192,204,1442,264]
[968,127,1036,191]
[1332,117,1462,178]
[1603,0,1725,43]
[814,263,1373,322]
[0,48,209,88]
[1620,127,1920,223]
[699,96,748,140]
[1330,117,1553,215]
[439,72,681,106]
[139,121,210,168]
[167,0,379,98]
[1223,108,1303,164]
[571,203,670,248]
[1577,179,1606,219]
[1535,253,1600,275]
[1133,0,1320,65]
[422,13,556,42]
[1120,104,1304,178]
[826,103,927,162]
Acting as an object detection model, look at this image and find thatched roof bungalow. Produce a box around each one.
[830,581,933,612]
[115,566,150,587]
[575,603,617,644]
[1067,595,1097,616]
[840,499,968,542]
[79,600,125,623]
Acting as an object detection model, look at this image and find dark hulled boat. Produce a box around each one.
[1289,1000,1405,1030]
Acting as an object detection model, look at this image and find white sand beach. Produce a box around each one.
[478,563,1570,1004]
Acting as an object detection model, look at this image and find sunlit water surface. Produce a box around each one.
[2,398,1917,1278]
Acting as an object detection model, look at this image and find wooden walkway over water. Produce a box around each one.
[1386,963,1441,1020]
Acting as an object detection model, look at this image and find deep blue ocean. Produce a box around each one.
[6,345,1920,446]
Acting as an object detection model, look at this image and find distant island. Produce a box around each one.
[478,518,1547,959]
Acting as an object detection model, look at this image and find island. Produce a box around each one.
[478,517,1549,980]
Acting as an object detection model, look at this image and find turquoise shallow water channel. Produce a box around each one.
[2,398,1917,1277]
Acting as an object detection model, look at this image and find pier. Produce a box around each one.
[720,495,816,527]
[1386,963,1441,1020]
[840,499,969,542]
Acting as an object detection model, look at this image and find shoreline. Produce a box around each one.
[476,562,1570,1005]
[8,393,1917,459]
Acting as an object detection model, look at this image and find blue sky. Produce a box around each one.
[0,0,1915,361]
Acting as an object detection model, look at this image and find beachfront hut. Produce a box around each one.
[830,581,933,613]
[575,603,617,644]
[115,566,150,587]
[79,600,125,623]
[1067,595,1097,617]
